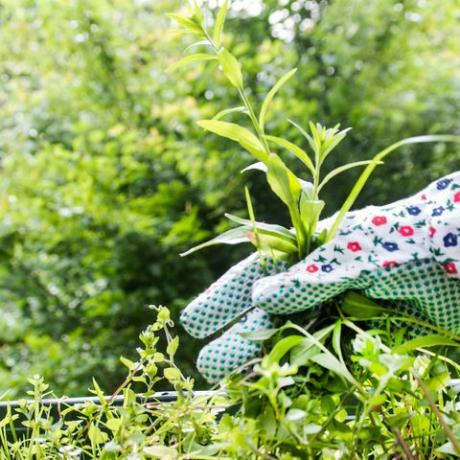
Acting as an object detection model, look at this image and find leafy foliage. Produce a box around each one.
[1,305,460,458]
[174,2,459,261]
[0,0,459,397]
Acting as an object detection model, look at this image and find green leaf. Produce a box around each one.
[224,214,296,242]
[120,356,136,370]
[289,119,316,159]
[106,418,123,433]
[259,68,297,132]
[184,39,211,53]
[213,106,248,120]
[168,13,203,34]
[167,336,180,357]
[286,408,307,421]
[88,422,109,445]
[266,153,302,208]
[248,231,298,255]
[290,325,334,367]
[244,186,261,250]
[319,127,350,162]
[180,226,250,256]
[265,154,305,252]
[217,48,243,89]
[310,353,355,385]
[168,53,217,72]
[240,328,279,341]
[164,367,182,382]
[298,197,324,235]
[143,445,179,458]
[341,292,387,319]
[241,161,267,173]
[213,0,229,47]
[328,134,460,241]
[393,335,459,354]
[266,335,304,364]
[318,160,383,192]
[436,442,460,458]
[332,321,344,365]
[265,135,315,176]
[197,119,267,161]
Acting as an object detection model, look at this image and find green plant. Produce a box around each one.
[1,304,460,458]
[174,1,459,262]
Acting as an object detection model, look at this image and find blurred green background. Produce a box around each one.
[0,0,458,397]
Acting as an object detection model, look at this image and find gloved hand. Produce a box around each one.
[181,173,460,383]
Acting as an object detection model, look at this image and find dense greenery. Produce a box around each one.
[2,304,460,458]
[0,0,459,398]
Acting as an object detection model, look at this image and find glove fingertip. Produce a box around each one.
[196,308,273,383]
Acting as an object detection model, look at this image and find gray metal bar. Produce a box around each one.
[0,390,219,414]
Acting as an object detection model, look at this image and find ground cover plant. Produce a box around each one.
[1,0,460,397]
[1,1,460,459]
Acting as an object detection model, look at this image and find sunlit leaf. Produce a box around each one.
[218,48,243,89]
[168,53,217,72]
[213,0,229,47]
[197,119,268,161]
[213,106,248,120]
[259,68,297,132]
[180,226,249,256]
[265,135,315,176]
[393,335,459,354]
[318,160,383,192]
[241,161,268,173]
[168,13,203,34]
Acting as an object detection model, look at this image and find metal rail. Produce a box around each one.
[0,391,220,436]
[0,390,218,413]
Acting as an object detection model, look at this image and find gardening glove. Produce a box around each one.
[181,172,460,383]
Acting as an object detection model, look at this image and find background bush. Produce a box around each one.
[0,0,459,397]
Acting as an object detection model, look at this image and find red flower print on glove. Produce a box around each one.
[372,216,387,226]
[383,260,397,268]
[444,262,458,275]
[347,242,362,252]
[306,264,319,273]
[454,191,460,203]
[399,226,414,237]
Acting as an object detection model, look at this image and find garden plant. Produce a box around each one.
[1,1,460,459]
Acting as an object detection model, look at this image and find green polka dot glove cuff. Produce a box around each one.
[181,172,460,383]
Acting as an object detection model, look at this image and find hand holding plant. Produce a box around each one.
[171,1,460,382]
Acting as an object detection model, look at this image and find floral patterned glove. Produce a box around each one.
[181,173,460,383]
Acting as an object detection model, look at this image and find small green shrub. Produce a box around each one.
[1,305,460,458]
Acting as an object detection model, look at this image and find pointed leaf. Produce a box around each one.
[299,197,324,234]
[265,135,315,176]
[213,106,248,120]
[168,53,217,72]
[180,226,250,256]
[217,48,243,89]
[318,160,382,192]
[393,335,459,354]
[241,161,268,173]
[266,153,302,207]
[259,68,297,131]
[184,39,212,53]
[289,119,316,158]
[168,13,203,34]
[197,120,268,161]
[225,214,295,241]
[213,0,229,47]
[341,292,386,319]
[310,353,355,385]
